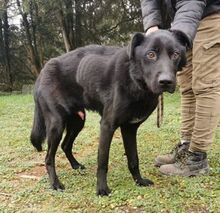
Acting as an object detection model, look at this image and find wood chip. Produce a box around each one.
[18,174,40,180]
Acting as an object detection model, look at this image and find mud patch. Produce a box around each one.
[17,164,46,181]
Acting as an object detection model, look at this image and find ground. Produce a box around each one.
[0,93,220,212]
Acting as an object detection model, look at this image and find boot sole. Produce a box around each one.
[160,167,210,177]
[185,167,210,177]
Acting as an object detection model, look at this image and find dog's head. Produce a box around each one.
[128,30,186,94]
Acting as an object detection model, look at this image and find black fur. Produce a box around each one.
[30,30,186,195]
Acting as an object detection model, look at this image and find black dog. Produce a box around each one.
[30,30,186,196]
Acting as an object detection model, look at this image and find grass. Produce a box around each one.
[0,93,220,213]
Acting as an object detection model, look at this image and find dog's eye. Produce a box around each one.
[172,51,180,60]
[146,51,157,60]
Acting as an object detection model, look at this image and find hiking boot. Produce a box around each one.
[154,142,190,167]
[159,150,209,176]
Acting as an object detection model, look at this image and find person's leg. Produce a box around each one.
[190,12,220,152]
[154,52,194,167]
[178,51,195,143]
[160,12,220,176]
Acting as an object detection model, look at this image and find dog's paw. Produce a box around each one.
[72,163,86,170]
[136,178,154,186]
[96,186,111,196]
[51,181,65,191]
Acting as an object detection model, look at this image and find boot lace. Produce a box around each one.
[171,142,189,161]
[176,150,192,168]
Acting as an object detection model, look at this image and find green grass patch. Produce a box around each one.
[0,93,219,212]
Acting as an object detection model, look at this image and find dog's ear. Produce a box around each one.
[178,49,187,71]
[127,33,145,60]
[170,30,188,70]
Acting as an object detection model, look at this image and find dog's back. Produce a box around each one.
[49,45,120,79]
[37,45,121,105]
[36,45,121,99]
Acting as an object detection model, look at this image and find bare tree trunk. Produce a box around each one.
[30,0,42,68]
[57,0,83,52]
[58,0,75,52]
[16,0,41,76]
[58,7,72,52]
[0,18,7,86]
[74,0,82,48]
[0,0,13,91]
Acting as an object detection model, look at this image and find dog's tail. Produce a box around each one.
[30,101,46,152]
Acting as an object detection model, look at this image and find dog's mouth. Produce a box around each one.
[145,79,176,94]
[160,85,176,93]
[152,84,176,94]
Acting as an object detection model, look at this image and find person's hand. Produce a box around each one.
[145,26,159,35]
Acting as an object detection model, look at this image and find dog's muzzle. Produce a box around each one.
[158,79,176,93]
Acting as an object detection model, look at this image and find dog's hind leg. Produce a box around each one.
[120,123,154,187]
[45,113,65,190]
[61,111,85,170]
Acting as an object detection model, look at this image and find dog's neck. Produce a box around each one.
[128,61,154,97]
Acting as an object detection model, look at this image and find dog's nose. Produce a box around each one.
[159,79,173,86]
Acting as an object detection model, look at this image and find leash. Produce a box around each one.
[157,94,164,128]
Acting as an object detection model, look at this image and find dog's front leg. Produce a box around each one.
[96,119,115,196]
[120,124,154,187]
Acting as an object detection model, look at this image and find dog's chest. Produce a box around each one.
[128,99,158,124]
[129,115,149,124]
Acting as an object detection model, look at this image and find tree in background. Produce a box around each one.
[0,0,143,90]
[0,0,13,91]
[17,0,43,76]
